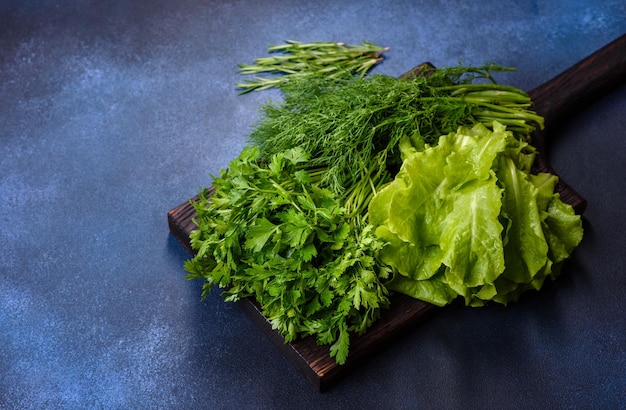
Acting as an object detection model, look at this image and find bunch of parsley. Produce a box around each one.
[184,146,390,364]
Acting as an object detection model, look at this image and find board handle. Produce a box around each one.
[529,33,626,126]
[528,33,626,214]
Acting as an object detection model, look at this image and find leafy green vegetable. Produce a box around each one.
[369,122,583,306]
[184,146,390,364]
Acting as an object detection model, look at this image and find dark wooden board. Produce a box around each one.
[168,34,626,391]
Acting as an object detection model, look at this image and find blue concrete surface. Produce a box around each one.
[1,1,625,408]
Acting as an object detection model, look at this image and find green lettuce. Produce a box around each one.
[369,122,583,306]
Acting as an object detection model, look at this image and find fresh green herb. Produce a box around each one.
[235,40,387,93]
[184,146,390,364]
[249,67,543,205]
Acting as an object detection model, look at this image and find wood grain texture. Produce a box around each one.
[167,33,625,391]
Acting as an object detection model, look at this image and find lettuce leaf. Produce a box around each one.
[369,122,583,306]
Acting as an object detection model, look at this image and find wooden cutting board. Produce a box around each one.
[168,34,626,391]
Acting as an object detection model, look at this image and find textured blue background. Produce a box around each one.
[1,1,625,408]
